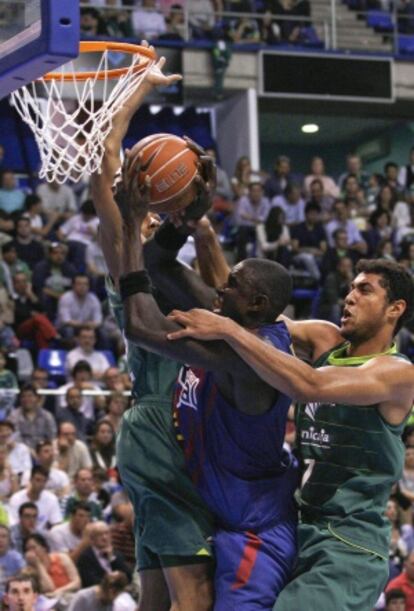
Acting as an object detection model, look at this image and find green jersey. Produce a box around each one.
[105,277,181,404]
[296,342,409,559]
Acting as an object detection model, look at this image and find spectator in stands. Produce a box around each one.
[230,15,261,42]
[94,366,129,415]
[384,161,404,195]
[132,0,167,39]
[386,497,409,580]
[325,200,367,255]
[12,272,58,351]
[264,155,296,199]
[109,502,135,572]
[21,441,70,499]
[68,570,135,611]
[306,177,335,219]
[271,182,305,226]
[318,255,354,324]
[10,503,39,555]
[320,228,358,279]
[80,7,108,36]
[0,242,30,298]
[399,146,414,195]
[30,368,55,418]
[77,521,131,588]
[255,206,291,263]
[57,274,103,342]
[9,385,57,450]
[9,466,63,531]
[53,422,92,481]
[11,216,44,269]
[57,199,99,272]
[188,0,215,38]
[57,361,101,421]
[290,201,327,282]
[0,444,18,506]
[159,3,186,40]
[338,153,370,193]
[386,551,414,610]
[0,170,25,215]
[363,209,393,258]
[272,0,311,42]
[0,317,17,353]
[89,421,117,475]
[4,574,38,611]
[0,525,25,595]
[65,468,102,522]
[304,155,339,200]
[56,387,93,442]
[0,145,4,168]
[384,589,407,611]
[101,393,129,434]
[65,327,111,380]
[24,533,80,603]
[342,173,368,220]
[24,195,55,240]
[377,238,396,262]
[36,180,76,222]
[48,501,92,558]
[105,2,134,38]
[234,181,270,261]
[400,445,414,506]
[32,242,76,321]
[0,421,32,480]
[0,349,18,420]
[376,185,411,233]
[231,156,263,199]
[366,173,383,210]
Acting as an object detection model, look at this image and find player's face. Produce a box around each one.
[5,581,37,611]
[340,273,390,343]
[215,264,252,326]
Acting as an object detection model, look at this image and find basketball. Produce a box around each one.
[128,133,200,214]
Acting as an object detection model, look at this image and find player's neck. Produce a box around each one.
[346,332,394,358]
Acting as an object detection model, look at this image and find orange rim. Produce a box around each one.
[42,41,157,82]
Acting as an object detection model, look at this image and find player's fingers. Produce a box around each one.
[183,136,205,156]
[166,328,193,340]
[141,39,149,47]
[166,74,183,85]
[157,56,166,70]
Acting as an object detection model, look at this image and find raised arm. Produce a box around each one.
[279,315,343,362]
[166,309,414,422]
[91,50,181,282]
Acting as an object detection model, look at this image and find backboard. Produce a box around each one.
[0,0,79,100]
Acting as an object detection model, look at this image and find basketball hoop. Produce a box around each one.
[10,41,157,184]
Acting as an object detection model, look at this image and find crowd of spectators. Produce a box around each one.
[0,135,414,608]
[79,0,314,46]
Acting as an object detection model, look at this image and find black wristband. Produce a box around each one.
[154,220,188,252]
[119,271,152,301]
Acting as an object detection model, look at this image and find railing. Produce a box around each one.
[76,1,414,57]
[79,2,330,49]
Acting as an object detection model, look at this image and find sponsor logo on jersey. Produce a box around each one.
[176,367,200,411]
[301,426,331,449]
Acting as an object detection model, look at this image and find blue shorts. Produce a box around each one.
[214,521,297,611]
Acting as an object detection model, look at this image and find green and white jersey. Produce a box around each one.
[105,277,181,408]
[296,342,410,559]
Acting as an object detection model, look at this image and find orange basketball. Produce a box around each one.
[128,133,199,214]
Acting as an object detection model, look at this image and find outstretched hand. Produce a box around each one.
[145,55,182,89]
[166,308,234,341]
[168,138,216,228]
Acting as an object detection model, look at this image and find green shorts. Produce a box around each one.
[274,522,389,611]
[116,397,215,571]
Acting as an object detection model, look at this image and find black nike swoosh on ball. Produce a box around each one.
[140,150,158,172]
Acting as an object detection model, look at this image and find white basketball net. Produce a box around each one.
[10,49,155,184]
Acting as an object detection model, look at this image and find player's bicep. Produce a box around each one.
[313,359,412,406]
[281,317,342,361]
